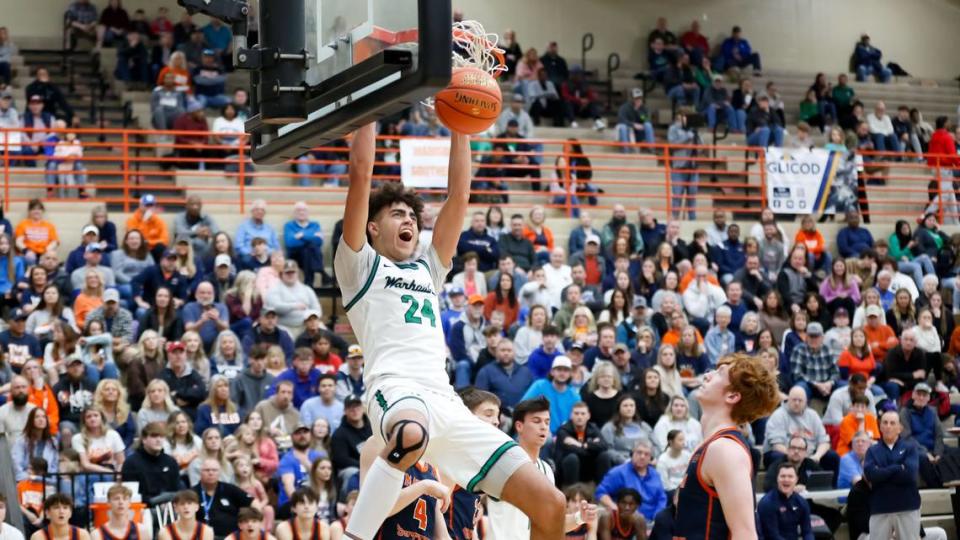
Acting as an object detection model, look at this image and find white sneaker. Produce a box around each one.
[594,118,607,131]
[570,121,580,128]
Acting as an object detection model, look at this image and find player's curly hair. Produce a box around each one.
[368,181,424,231]
[717,353,781,424]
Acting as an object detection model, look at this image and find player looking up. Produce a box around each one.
[674,353,780,539]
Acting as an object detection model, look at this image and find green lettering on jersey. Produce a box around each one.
[400,295,437,327]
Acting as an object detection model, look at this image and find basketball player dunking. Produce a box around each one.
[673,353,780,539]
[336,124,565,540]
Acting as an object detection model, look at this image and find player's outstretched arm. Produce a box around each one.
[342,122,377,252]
[432,131,472,265]
[703,437,758,540]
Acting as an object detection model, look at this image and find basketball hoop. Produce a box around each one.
[421,20,505,111]
[452,20,507,78]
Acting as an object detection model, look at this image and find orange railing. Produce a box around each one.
[1,127,957,222]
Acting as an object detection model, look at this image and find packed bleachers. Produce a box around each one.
[3,3,960,539]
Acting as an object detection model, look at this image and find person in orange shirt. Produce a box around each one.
[125,194,170,260]
[73,268,105,329]
[21,359,59,435]
[155,50,192,93]
[836,395,879,455]
[16,456,47,528]
[523,205,555,264]
[863,305,898,361]
[678,252,720,293]
[14,199,59,264]
[661,310,703,347]
[794,215,830,274]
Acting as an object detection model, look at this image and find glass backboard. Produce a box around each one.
[247,0,450,164]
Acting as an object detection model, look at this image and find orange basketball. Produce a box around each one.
[435,67,502,135]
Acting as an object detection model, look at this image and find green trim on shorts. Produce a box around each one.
[377,395,429,441]
[343,254,380,311]
[466,440,520,493]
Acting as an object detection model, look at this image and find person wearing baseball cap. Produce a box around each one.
[570,234,606,289]
[900,381,945,489]
[335,345,366,401]
[863,304,898,361]
[64,224,101,273]
[450,294,489,388]
[440,286,467,336]
[126,191,170,256]
[617,88,655,147]
[69,237,116,292]
[159,340,205,418]
[248,306,294,363]
[790,322,839,401]
[517,355,578,434]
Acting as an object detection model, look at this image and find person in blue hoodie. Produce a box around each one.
[836,210,874,259]
[757,462,814,540]
[717,224,745,283]
[716,26,761,75]
[283,202,331,287]
[864,409,921,539]
[595,439,668,524]
[0,232,24,304]
[456,211,500,272]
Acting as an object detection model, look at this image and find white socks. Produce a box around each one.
[344,457,406,539]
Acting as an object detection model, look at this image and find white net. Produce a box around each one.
[422,20,505,109]
[451,20,507,77]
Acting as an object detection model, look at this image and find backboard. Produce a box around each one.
[245,0,452,164]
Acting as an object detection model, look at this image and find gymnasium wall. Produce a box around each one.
[6,0,960,78]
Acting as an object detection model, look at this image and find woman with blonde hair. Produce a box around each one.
[236,411,279,482]
[116,328,164,408]
[233,455,274,530]
[155,50,191,92]
[224,270,262,338]
[187,427,234,485]
[653,344,684,398]
[265,345,286,377]
[74,268,105,328]
[137,379,179,434]
[523,205,554,264]
[652,395,703,454]
[72,407,125,473]
[194,375,241,437]
[182,330,211,383]
[93,378,137,447]
[173,236,198,280]
[565,305,597,346]
[582,361,622,427]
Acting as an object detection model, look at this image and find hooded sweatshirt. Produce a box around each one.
[230,367,275,418]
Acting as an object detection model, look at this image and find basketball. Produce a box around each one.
[434,67,502,134]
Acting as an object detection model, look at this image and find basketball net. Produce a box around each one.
[421,20,506,110]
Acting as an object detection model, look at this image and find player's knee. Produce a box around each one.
[382,419,429,469]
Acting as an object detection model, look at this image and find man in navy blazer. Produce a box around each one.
[863,410,921,540]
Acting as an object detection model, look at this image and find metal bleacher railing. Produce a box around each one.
[0,128,958,224]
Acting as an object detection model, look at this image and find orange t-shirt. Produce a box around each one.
[522,226,555,252]
[484,292,520,329]
[948,326,960,357]
[74,293,104,328]
[661,328,703,348]
[863,324,898,361]
[836,412,880,455]
[27,385,59,434]
[837,350,877,379]
[15,219,58,255]
[17,478,44,515]
[795,229,826,257]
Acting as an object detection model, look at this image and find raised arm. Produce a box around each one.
[341,123,377,252]
[432,132,472,265]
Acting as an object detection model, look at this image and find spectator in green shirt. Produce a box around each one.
[832,73,856,119]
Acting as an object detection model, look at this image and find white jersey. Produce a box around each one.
[335,242,451,392]
[486,458,554,540]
